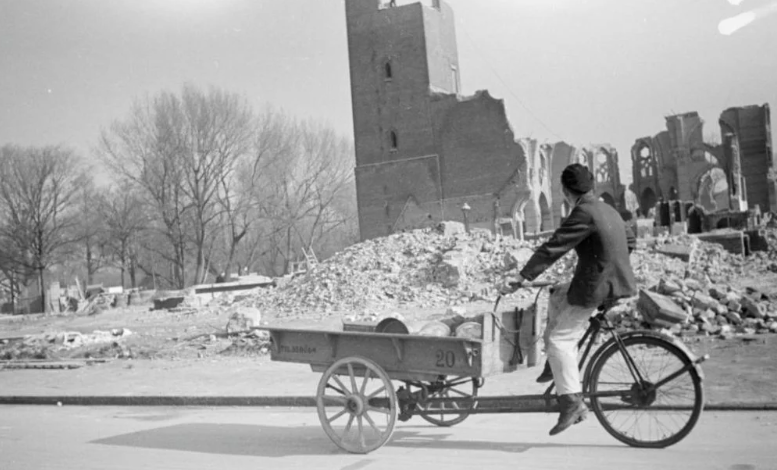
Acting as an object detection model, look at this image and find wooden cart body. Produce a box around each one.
[264,308,533,382]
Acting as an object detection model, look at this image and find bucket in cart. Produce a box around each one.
[375,317,411,334]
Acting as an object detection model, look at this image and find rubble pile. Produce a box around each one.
[232,222,776,338]
[239,223,543,316]
[650,277,777,337]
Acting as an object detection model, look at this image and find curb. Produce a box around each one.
[0,396,316,407]
[1,396,777,411]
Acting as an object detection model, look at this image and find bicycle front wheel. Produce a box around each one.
[587,335,703,448]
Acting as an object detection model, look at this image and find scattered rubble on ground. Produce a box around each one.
[1,328,134,361]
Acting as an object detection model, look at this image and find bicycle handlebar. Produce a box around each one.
[508,280,555,290]
[493,280,555,312]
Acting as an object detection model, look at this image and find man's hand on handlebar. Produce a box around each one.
[498,273,526,295]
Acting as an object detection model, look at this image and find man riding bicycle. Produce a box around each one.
[501,163,637,436]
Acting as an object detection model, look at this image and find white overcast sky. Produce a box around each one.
[1,0,776,185]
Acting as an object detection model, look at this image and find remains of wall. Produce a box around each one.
[720,104,775,213]
[347,0,632,240]
[631,105,775,220]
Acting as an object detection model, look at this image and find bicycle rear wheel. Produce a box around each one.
[587,335,703,448]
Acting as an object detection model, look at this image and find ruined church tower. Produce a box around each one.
[345,0,461,239]
[344,0,557,241]
[345,0,460,167]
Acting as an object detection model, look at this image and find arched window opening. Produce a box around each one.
[384,61,393,80]
[390,131,398,151]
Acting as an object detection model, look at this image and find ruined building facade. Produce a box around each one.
[631,105,775,219]
[346,0,625,240]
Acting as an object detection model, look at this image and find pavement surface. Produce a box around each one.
[2,406,776,470]
[0,356,561,405]
[1,352,776,409]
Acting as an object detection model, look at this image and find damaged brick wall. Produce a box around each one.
[347,0,627,240]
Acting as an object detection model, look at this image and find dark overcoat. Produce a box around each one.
[520,193,637,308]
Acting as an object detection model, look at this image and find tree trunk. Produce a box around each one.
[86,243,93,285]
[129,255,137,288]
[119,240,127,288]
[9,275,16,314]
[38,267,47,315]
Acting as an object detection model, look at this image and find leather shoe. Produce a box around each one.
[536,361,553,383]
[549,393,588,436]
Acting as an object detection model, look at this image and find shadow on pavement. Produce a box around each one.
[92,423,340,457]
[389,430,621,453]
[92,423,620,457]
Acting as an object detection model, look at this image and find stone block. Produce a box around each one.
[741,297,767,319]
[225,306,262,334]
[724,311,742,325]
[658,278,682,295]
[656,244,693,262]
[690,292,719,311]
[725,291,742,304]
[437,221,466,237]
[436,250,470,287]
[709,286,727,301]
[637,290,688,327]
[503,248,535,271]
[683,279,703,292]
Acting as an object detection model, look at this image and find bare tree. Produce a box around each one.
[248,114,356,275]
[99,183,148,288]
[72,181,110,285]
[0,145,88,313]
[98,84,255,288]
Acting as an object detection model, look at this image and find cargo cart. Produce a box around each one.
[261,282,707,454]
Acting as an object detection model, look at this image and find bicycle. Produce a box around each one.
[499,280,707,448]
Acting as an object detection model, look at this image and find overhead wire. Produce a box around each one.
[458,20,564,143]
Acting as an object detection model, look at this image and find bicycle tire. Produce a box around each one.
[416,377,479,427]
[587,335,703,448]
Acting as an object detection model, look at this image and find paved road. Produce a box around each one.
[1,406,774,470]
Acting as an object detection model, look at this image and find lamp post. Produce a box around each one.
[461,202,471,234]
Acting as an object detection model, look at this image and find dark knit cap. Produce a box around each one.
[561,163,594,194]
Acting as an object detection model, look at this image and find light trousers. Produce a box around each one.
[543,282,597,395]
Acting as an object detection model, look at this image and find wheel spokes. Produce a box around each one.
[316,357,398,453]
[589,337,702,447]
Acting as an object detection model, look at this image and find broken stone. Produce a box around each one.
[728,301,742,313]
[683,278,703,292]
[437,221,466,237]
[741,297,767,319]
[445,306,467,316]
[725,291,742,304]
[658,278,682,295]
[656,244,693,262]
[225,306,262,334]
[724,311,742,325]
[503,248,535,271]
[690,293,719,312]
[701,321,720,334]
[637,290,688,327]
[708,286,727,301]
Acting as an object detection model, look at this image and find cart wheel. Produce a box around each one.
[316,356,398,454]
[587,336,704,448]
[417,376,479,427]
